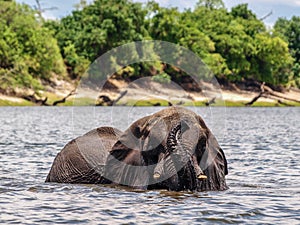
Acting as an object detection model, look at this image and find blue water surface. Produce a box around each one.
[0,107,299,224]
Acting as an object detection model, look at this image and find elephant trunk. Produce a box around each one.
[153,122,201,191]
[168,122,207,180]
[167,123,189,170]
[153,123,184,179]
[153,122,207,184]
[166,123,182,153]
[167,123,198,190]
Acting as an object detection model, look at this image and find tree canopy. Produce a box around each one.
[0,0,299,94]
[0,0,66,93]
[274,16,300,86]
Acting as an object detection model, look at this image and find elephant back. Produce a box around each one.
[46,127,122,183]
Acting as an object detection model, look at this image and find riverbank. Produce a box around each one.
[1,79,299,107]
[98,80,300,107]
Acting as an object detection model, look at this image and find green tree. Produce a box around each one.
[274,16,300,86]
[2,0,296,94]
[231,4,265,37]
[231,3,256,20]
[274,16,300,62]
[0,0,66,92]
[191,6,253,79]
[50,0,148,62]
[46,0,149,79]
[253,34,293,85]
[147,6,181,43]
[189,3,294,86]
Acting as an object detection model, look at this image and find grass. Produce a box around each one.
[251,100,300,107]
[58,98,300,107]
[120,99,214,107]
[121,99,172,106]
[72,97,97,106]
[0,98,34,106]
[252,101,279,107]
[39,92,96,106]
[42,92,62,105]
[224,100,246,107]
[0,93,96,107]
[183,101,206,107]
[0,95,299,107]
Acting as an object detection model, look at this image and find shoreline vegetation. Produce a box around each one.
[1,0,300,107]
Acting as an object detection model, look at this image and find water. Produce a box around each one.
[0,106,299,224]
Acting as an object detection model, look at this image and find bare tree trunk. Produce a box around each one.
[245,93,263,106]
[97,90,128,106]
[53,90,76,106]
[245,82,300,106]
[205,97,216,106]
[22,94,49,106]
[245,82,265,106]
[113,90,128,105]
[22,90,76,106]
[263,86,300,103]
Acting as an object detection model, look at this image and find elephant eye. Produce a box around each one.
[133,126,142,138]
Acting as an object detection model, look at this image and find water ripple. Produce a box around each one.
[0,107,299,224]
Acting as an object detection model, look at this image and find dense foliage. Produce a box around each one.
[0,0,66,93]
[1,0,300,94]
[274,16,300,86]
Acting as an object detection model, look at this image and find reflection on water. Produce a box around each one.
[0,107,299,224]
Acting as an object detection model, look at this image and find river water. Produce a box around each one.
[0,106,299,224]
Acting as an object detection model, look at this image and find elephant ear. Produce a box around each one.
[196,116,228,191]
[198,132,228,191]
[103,116,153,189]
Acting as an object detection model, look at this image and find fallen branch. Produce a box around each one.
[262,93,295,106]
[205,97,216,106]
[263,86,300,103]
[22,89,76,106]
[245,82,300,106]
[245,92,263,106]
[22,94,49,106]
[97,90,128,106]
[245,82,266,106]
[52,90,76,106]
[113,90,128,105]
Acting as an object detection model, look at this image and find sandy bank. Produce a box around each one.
[1,79,299,106]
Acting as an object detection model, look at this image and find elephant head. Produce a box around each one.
[103,107,228,191]
[46,127,122,184]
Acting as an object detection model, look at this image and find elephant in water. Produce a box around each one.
[45,127,122,183]
[46,107,228,192]
[102,106,228,191]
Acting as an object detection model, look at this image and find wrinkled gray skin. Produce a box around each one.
[103,107,228,191]
[46,107,228,192]
[46,127,122,183]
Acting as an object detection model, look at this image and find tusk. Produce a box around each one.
[153,173,161,179]
[192,156,207,180]
[153,152,165,179]
[198,174,207,180]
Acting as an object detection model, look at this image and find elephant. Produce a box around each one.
[102,106,228,191]
[46,107,228,192]
[45,127,122,183]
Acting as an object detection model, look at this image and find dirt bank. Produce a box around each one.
[1,78,299,106]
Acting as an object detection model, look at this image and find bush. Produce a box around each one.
[152,73,171,84]
[0,0,66,92]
